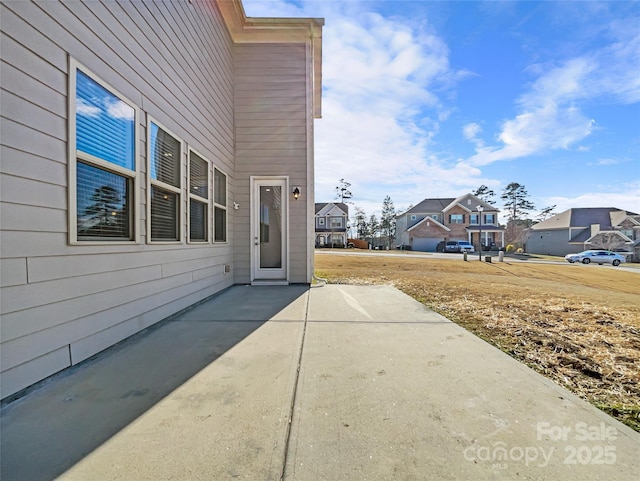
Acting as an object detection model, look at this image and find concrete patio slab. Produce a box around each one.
[1,284,638,481]
[288,285,640,480]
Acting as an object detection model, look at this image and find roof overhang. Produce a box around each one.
[216,0,323,118]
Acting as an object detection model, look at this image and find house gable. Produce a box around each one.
[408,216,450,233]
[315,202,348,217]
[585,230,633,251]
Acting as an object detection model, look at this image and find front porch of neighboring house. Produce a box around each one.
[316,232,347,248]
[467,226,505,250]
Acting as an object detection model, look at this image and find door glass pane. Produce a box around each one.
[259,185,282,268]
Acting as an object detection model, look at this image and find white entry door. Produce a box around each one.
[252,178,288,282]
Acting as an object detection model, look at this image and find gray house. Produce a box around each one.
[315,202,349,247]
[527,207,640,259]
[0,0,323,399]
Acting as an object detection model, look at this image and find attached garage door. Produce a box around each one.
[412,238,441,252]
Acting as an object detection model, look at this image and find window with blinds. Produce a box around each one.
[189,150,209,242]
[149,121,182,241]
[214,168,227,242]
[74,67,137,241]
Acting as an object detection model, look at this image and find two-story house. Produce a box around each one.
[315,202,349,247]
[395,194,504,251]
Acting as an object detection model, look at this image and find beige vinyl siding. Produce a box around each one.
[234,43,310,283]
[0,0,235,399]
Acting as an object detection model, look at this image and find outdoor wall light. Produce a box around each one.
[292,187,301,200]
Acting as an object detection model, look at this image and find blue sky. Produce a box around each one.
[243,0,640,219]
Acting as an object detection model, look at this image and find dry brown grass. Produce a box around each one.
[315,251,640,431]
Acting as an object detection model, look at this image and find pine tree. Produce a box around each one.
[380,196,396,249]
[501,182,535,246]
[354,206,368,239]
[472,185,496,205]
[536,205,557,222]
[335,178,353,203]
[501,182,535,221]
[368,214,379,245]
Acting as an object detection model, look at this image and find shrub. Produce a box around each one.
[506,244,515,252]
[517,247,524,253]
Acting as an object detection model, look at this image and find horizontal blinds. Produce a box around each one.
[76,70,135,170]
[190,152,208,199]
[214,168,226,206]
[150,123,180,187]
[190,199,207,241]
[77,162,130,239]
[214,206,226,242]
[151,186,179,240]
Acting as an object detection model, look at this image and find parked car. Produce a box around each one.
[444,240,475,253]
[564,250,626,266]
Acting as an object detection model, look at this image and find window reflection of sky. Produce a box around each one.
[76,70,134,170]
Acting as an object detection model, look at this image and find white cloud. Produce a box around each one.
[466,20,640,166]
[305,4,477,210]
[591,158,622,166]
[462,122,484,148]
[76,98,100,117]
[106,99,134,121]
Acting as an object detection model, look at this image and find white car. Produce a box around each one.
[565,250,626,266]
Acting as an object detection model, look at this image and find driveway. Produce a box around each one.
[2,285,638,480]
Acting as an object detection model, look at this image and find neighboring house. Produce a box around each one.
[395,194,504,252]
[315,202,349,247]
[0,0,323,399]
[527,208,640,259]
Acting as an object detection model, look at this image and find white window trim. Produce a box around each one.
[318,218,325,226]
[146,116,184,244]
[213,166,229,243]
[68,57,140,245]
[187,147,211,244]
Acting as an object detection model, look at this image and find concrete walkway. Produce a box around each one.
[2,285,638,480]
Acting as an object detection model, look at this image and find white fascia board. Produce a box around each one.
[407,217,450,232]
